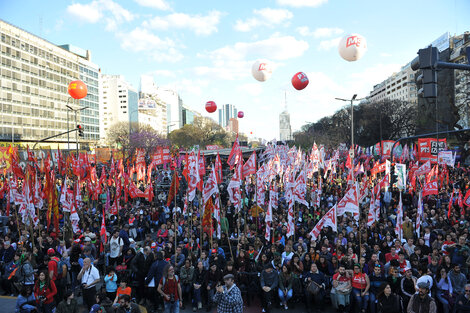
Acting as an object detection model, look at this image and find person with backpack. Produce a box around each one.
[108,230,124,268]
[15,252,35,292]
[46,248,67,303]
[158,265,182,313]
[1,251,21,296]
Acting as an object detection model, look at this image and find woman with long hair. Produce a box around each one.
[278,264,294,309]
[33,270,57,313]
[377,284,401,313]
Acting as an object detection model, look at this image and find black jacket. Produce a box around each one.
[145,259,168,286]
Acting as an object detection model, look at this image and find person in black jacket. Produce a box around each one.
[204,262,222,312]
[131,246,154,305]
[145,251,168,312]
[377,284,401,313]
[304,263,327,313]
[192,261,207,311]
[260,263,279,313]
[455,284,470,313]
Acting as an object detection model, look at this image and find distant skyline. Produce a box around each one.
[1,0,469,140]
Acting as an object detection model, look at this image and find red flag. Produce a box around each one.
[345,149,353,169]
[242,151,256,178]
[227,135,241,170]
[463,189,470,207]
[422,179,438,197]
[448,191,454,219]
[215,152,222,184]
[100,209,107,253]
[166,171,180,207]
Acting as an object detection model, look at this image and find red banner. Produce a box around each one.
[163,147,170,163]
[418,138,447,163]
[151,148,163,166]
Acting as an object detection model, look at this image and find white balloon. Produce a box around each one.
[251,59,273,82]
[338,33,367,62]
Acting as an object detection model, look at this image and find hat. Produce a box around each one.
[90,304,103,313]
[211,249,217,254]
[151,242,157,249]
[223,274,235,280]
[404,267,412,272]
[417,281,430,289]
[47,248,55,255]
[74,239,81,243]
[84,237,92,242]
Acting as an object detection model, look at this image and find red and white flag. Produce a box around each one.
[463,189,470,207]
[336,183,360,220]
[422,179,438,197]
[416,191,423,237]
[415,160,431,177]
[367,185,380,226]
[227,162,242,211]
[187,151,200,201]
[213,196,221,239]
[286,189,295,238]
[227,135,241,170]
[242,151,257,178]
[309,205,337,241]
[100,209,107,252]
[215,152,222,184]
[294,170,308,206]
[203,166,219,204]
[395,192,403,241]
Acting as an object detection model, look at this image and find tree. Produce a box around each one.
[169,116,234,149]
[105,121,168,155]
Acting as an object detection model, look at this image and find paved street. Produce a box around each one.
[0,293,334,313]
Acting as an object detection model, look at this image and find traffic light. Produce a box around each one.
[411,46,439,98]
[77,124,84,137]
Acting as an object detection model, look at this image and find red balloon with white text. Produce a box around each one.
[205,101,217,113]
[291,72,309,90]
[238,111,244,118]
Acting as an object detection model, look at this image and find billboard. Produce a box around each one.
[138,98,157,109]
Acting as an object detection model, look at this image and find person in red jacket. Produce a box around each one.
[34,270,57,313]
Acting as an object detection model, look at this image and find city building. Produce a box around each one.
[137,96,167,135]
[100,74,138,141]
[228,117,239,134]
[369,63,418,104]
[279,110,292,141]
[450,32,470,129]
[0,19,100,149]
[218,104,237,128]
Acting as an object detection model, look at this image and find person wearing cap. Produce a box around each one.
[213,274,243,313]
[407,281,437,313]
[260,262,278,313]
[400,266,417,309]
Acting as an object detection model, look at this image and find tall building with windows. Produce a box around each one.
[369,63,418,104]
[100,74,138,141]
[218,104,237,128]
[279,110,292,141]
[0,19,100,148]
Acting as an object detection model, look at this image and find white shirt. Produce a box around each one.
[109,236,123,258]
[81,265,100,289]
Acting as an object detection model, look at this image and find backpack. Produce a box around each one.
[52,257,67,278]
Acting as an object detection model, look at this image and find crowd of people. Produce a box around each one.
[1,145,470,313]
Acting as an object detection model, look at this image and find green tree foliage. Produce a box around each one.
[294,99,418,148]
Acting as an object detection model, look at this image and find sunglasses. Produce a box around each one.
[465,290,470,293]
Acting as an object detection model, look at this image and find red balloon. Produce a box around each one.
[238,111,244,118]
[68,80,88,99]
[291,72,309,90]
[205,101,217,113]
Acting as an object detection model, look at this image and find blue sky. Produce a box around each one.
[1,0,469,140]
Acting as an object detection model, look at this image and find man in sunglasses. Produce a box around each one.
[455,284,470,313]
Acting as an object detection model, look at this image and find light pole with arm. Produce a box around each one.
[66,105,88,157]
[334,94,364,180]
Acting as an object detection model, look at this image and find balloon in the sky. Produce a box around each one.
[251,59,273,82]
[291,72,309,90]
[68,80,88,99]
[238,111,244,118]
[205,101,217,113]
[338,33,367,62]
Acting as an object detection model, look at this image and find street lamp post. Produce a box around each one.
[335,94,364,180]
